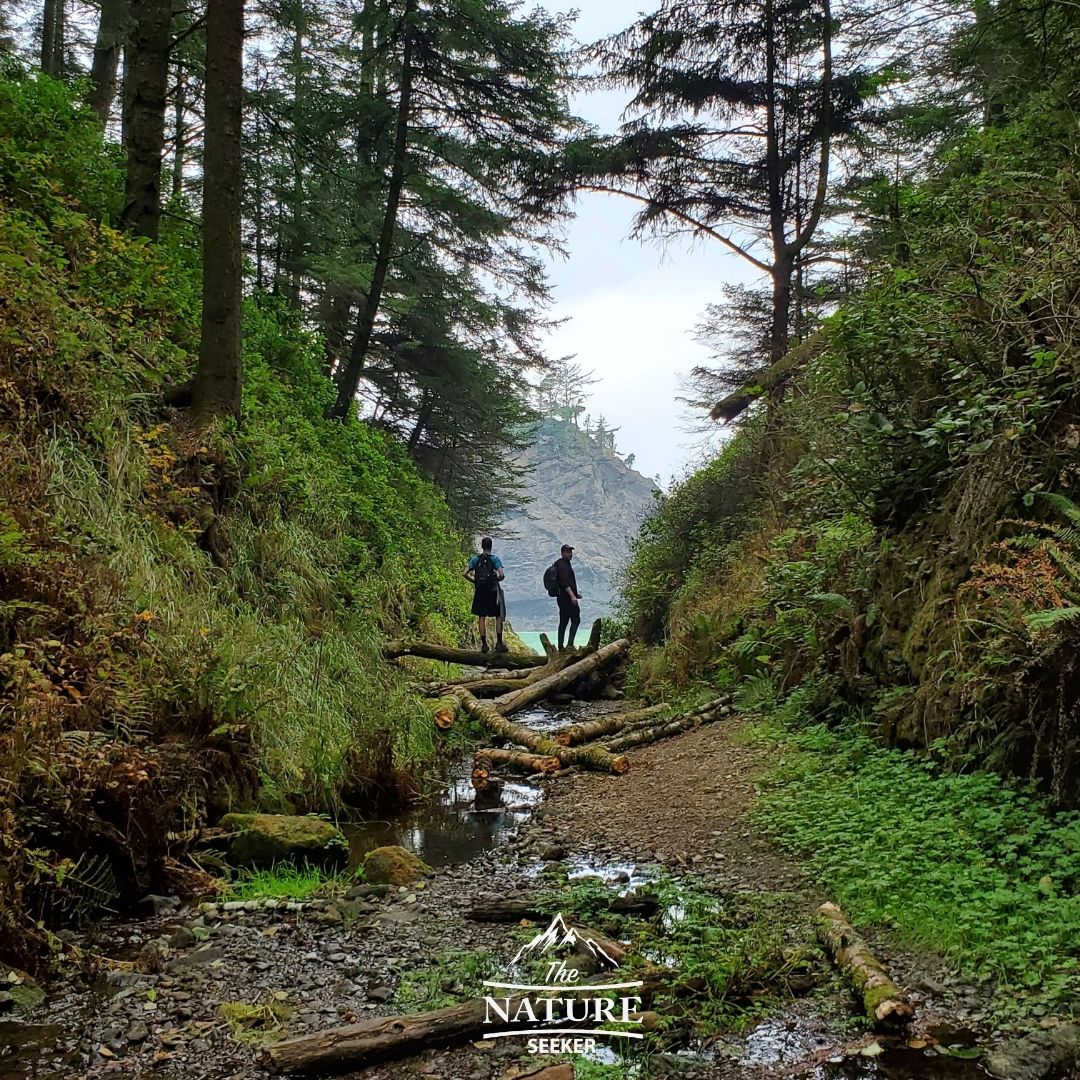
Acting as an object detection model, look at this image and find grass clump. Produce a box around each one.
[219,999,293,1044]
[751,717,1080,1020]
[394,950,500,1011]
[221,863,340,902]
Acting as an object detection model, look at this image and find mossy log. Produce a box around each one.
[554,704,668,747]
[421,695,459,730]
[474,748,561,775]
[383,641,545,669]
[816,902,915,1031]
[466,893,661,922]
[490,639,630,716]
[453,689,630,774]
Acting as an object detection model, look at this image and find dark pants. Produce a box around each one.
[557,596,581,649]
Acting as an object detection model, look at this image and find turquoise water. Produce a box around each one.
[515,630,548,654]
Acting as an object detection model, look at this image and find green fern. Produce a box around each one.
[1024,607,1080,631]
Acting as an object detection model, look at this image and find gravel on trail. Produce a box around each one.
[2,717,1010,1080]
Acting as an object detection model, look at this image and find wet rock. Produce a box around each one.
[366,985,394,1003]
[345,883,389,900]
[124,1019,149,1045]
[140,894,180,915]
[219,812,346,867]
[539,845,565,861]
[362,845,433,886]
[168,925,197,949]
[166,946,225,971]
[985,1023,1080,1080]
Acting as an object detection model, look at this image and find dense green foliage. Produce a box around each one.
[0,68,473,966]
[752,714,1080,1019]
[621,22,1080,801]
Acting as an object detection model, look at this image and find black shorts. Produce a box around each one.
[472,588,501,617]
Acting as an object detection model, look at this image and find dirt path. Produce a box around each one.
[537,717,801,892]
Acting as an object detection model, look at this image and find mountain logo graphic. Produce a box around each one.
[510,913,620,969]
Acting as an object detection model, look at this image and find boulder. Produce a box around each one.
[361,845,432,886]
[219,813,345,867]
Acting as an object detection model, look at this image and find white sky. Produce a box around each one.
[539,1,759,485]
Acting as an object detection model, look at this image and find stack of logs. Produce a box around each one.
[387,620,735,781]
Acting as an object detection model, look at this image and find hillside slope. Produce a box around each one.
[496,419,658,630]
[0,72,472,968]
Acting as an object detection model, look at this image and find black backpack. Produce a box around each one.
[474,553,498,591]
[543,562,559,597]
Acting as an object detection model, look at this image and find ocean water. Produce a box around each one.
[515,631,548,655]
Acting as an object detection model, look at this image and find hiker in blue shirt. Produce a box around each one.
[465,537,507,653]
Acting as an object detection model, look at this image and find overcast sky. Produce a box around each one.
[538,1,760,485]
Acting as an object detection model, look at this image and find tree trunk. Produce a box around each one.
[330,0,417,419]
[88,0,128,123]
[816,902,915,1031]
[383,641,545,670]
[40,0,65,75]
[466,894,660,923]
[171,69,186,199]
[473,749,560,775]
[190,0,244,424]
[121,0,171,239]
[554,705,668,747]
[453,690,630,774]
[489,639,629,716]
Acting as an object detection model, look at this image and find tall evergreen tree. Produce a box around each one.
[549,0,881,420]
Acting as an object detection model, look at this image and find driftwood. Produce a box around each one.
[554,705,668,747]
[816,902,915,1031]
[384,641,545,669]
[466,893,661,923]
[473,748,561,776]
[490,639,630,716]
[262,965,678,1075]
[454,690,630,774]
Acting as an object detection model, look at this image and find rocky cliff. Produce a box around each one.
[493,420,659,631]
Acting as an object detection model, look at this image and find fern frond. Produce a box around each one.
[1039,492,1080,528]
[1024,606,1080,631]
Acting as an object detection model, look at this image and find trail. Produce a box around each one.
[3,709,997,1080]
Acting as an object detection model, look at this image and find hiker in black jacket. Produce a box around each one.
[554,544,581,650]
[465,537,507,653]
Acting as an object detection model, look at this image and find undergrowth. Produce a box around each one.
[0,68,471,969]
[750,714,1080,1022]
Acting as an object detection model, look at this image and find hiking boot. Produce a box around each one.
[480,640,490,653]
[494,640,509,653]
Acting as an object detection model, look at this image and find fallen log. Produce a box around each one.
[421,695,459,731]
[454,690,630,774]
[490,639,631,716]
[261,965,677,1075]
[473,748,561,775]
[816,902,915,1031]
[554,704,669,747]
[604,710,728,753]
[384,641,545,669]
[466,893,661,922]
